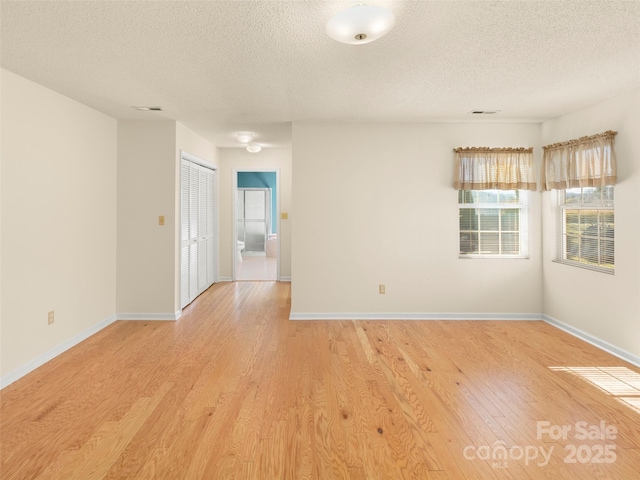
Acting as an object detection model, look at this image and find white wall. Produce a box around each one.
[218,148,292,280]
[117,120,219,316]
[1,69,117,377]
[541,89,640,359]
[291,122,542,317]
[116,120,177,315]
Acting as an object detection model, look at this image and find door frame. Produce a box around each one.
[232,168,281,281]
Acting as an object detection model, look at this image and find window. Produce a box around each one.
[558,186,614,273]
[458,189,528,258]
[542,130,617,274]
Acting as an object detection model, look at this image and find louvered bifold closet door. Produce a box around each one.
[197,166,209,294]
[180,159,217,310]
[180,160,191,309]
[189,162,200,303]
[206,169,216,286]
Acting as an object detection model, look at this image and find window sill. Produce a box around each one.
[459,255,529,260]
[552,259,614,275]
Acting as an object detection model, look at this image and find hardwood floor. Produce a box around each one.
[1,281,639,479]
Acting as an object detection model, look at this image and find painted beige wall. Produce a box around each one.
[541,89,640,358]
[1,69,117,376]
[116,120,177,314]
[117,120,218,315]
[218,148,292,280]
[175,122,219,308]
[291,122,542,316]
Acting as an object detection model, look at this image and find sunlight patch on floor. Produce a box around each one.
[550,366,640,414]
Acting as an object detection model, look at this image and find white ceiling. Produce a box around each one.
[2,1,639,148]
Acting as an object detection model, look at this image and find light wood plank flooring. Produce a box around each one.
[1,282,639,479]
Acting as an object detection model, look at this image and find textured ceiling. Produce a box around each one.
[1,0,639,148]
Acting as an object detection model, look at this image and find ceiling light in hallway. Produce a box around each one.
[235,132,254,143]
[326,4,395,45]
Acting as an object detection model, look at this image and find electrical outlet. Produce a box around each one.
[48,311,55,325]
[379,284,386,294]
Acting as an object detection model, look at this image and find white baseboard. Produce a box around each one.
[289,312,543,321]
[116,311,181,321]
[218,277,289,282]
[543,314,640,367]
[0,313,117,390]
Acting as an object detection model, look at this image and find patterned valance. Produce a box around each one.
[453,147,536,191]
[541,131,617,191]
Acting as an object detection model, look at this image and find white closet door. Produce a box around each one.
[180,160,191,309]
[197,166,208,294]
[206,169,216,285]
[189,163,199,302]
[180,157,217,309]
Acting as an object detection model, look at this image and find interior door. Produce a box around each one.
[180,158,216,309]
[180,160,191,309]
[237,188,271,254]
[243,189,267,252]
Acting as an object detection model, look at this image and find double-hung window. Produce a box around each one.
[558,186,614,273]
[459,189,528,258]
[542,130,617,274]
[454,147,536,259]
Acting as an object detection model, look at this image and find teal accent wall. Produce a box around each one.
[238,171,277,234]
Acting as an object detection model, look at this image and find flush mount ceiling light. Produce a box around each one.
[235,132,254,143]
[326,4,395,45]
[246,143,262,153]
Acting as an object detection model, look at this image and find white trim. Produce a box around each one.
[180,150,217,170]
[0,313,117,389]
[289,312,543,321]
[218,277,233,282]
[543,314,640,367]
[116,311,181,321]
[279,276,291,282]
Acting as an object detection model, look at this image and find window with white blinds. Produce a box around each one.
[556,186,614,274]
[458,189,529,258]
[542,131,617,275]
[180,157,216,309]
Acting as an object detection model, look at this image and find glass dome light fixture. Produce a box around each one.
[326,4,395,45]
[246,143,262,153]
[235,132,254,143]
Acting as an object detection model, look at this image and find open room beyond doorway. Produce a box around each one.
[233,169,280,281]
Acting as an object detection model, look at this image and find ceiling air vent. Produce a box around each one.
[132,106,163,111]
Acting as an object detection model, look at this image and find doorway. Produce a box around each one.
[233,170,279,281]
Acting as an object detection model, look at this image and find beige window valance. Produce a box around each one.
[453,147,536,191]
[541,130,617,191]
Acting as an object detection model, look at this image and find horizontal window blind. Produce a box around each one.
[556,186,614,274]
[458,189,528,258]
